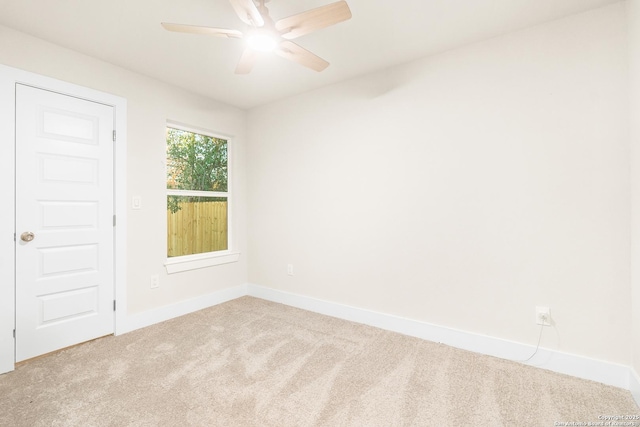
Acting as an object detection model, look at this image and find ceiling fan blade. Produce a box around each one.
[235,48,259,74]
[229,0,264,27]
[275,41,329,72]
[161,23,243,38]
[275,0,352,40]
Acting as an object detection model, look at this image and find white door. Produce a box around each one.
[15,84,115,362]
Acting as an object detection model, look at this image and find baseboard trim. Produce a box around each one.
[631,369,640,408]
[246,284,631,390]
[120,284,247,334]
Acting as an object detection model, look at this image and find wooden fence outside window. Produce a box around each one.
[167,200,228,257]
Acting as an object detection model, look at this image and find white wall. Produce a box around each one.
[0,24,248,316]
[247,3,631,365]
[628,0,640,402]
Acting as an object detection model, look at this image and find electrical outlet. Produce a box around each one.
[287,264,294,276]
[536,306,551,326]
[150,274,160,289]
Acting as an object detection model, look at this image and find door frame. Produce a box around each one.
[0,64,128,374]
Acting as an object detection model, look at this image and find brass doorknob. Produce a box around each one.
[20,232,35,242]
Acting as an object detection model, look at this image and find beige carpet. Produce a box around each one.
[0,296,637,426]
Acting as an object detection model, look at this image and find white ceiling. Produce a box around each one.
[0,0,620,109]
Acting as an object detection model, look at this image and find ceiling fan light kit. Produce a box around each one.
[245,29,278,52]
[161,0,352,74]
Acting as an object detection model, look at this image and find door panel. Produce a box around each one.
[15,84,115,362]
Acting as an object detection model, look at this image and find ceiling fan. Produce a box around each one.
[161,0,352,74]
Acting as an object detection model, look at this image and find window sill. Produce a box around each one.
[164,252,240,274]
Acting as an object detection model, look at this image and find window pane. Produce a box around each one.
[166,127,228,192]
[167,196,228,257]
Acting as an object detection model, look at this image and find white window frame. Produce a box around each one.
[164,122,239,274]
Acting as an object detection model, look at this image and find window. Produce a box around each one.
[166,125,229,260]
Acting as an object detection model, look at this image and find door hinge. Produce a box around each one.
[113,300,116,311]
[113,215,116,227]
[13,329,15,339]
[13,233,16,242]
[112,130,116,142]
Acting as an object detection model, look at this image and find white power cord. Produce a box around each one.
[517,322,545,363]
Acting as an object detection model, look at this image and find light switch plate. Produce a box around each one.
[132,196,141,210]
